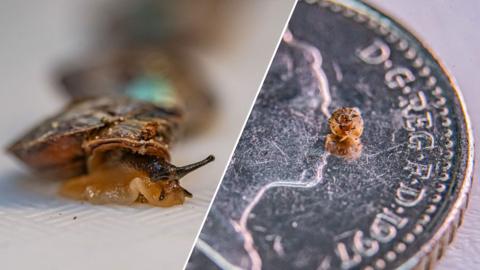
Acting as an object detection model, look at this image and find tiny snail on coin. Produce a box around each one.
[325,107,363,159]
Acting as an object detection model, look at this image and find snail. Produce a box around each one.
[325,107,364,159]
[8,49,215,207]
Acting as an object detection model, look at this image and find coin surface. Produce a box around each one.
[186,0,474,269]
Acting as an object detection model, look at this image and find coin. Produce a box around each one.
[187,0,474,269]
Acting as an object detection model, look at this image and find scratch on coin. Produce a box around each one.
[364,143,405,159]
[332,61,343,82]
[196,238,243,270]
[273,235,286,257]
[253,225,267,232]
[391,130,397,142]
[334,230,355,241]
[269,140,288,160]
[290,108,307,119]
[317,256,332,270]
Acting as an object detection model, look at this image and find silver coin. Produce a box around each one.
[187,0,474,269]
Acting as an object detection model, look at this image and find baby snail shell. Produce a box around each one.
[329,107,363,141]
[325,107,364,159]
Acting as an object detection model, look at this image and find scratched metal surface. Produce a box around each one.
[187,1,473,269]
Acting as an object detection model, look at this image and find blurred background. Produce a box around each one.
[0,0,295,269]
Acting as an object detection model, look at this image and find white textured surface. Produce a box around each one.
[370,1,480,269]
[0,1,295,269]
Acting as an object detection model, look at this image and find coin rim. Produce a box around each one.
[320,0,475,269]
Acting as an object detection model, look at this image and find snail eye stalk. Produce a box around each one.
[172,155,215,180]
[119,152,215,182]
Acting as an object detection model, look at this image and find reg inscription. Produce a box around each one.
[336,39,436,269]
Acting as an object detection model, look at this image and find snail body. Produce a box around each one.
[8,50,214,207]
